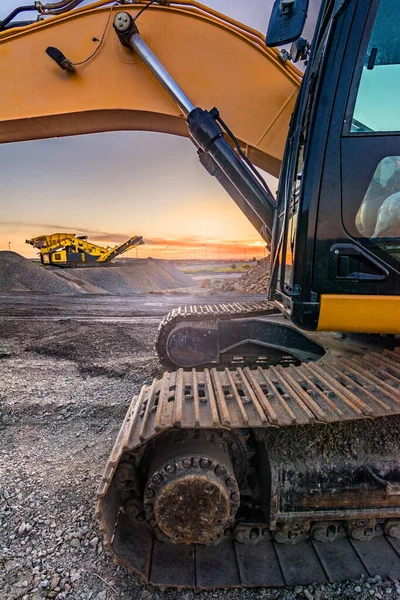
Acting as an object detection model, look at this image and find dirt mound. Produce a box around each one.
[122,259,194,290]
[60,267,141,295]
[0,251,75,294]
[50,269,106,294]
[59,258,194,295]
[0,252,195,295]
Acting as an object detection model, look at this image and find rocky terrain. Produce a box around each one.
[213,258,270,294]
[1,293,400,600]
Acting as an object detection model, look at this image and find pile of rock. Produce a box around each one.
[235,257,270,293]
[0,252,194,295]
[59,259,194,294]
[0,251,75,294]
[215,258,270,294]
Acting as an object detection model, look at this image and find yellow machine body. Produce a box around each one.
[318,295,400,334]
[0,1,301,177]
[26,232,144,266]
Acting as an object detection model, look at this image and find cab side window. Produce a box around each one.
[351,0,400,133]
[356,156,400,239]
[342,0,400,269]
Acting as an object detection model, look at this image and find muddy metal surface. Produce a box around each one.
[1,292,400,600]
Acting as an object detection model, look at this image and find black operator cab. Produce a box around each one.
[268,0,400,334]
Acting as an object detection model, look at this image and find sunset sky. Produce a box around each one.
[1,131,274,261]
[0,0,320,260]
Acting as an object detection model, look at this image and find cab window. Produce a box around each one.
[356,156,400,239]
[351,0,400,133]
[342,0,400,270]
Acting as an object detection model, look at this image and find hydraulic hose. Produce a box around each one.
[41,0,81,8]
[0,5,37,30]
[44,0,85,15]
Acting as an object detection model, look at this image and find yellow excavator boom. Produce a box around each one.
[0,1,301,177]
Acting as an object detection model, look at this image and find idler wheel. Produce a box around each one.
[143,433,240,545]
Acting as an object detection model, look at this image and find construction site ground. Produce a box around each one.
[1,292,400,600]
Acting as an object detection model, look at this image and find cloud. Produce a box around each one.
[1,221,264,250]
[0,220,112,236]
[0,221,136,244]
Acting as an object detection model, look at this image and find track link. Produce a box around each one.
[107,350,400,434]
[97,349,400,589]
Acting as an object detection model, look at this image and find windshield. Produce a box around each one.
[345,0,400,268]
[351,0,400,133]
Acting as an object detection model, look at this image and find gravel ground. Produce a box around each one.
[1,294,400,600]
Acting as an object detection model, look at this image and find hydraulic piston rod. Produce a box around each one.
[121,23,195,116]
[113,11,276,245]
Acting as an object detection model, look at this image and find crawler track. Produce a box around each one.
[97,349,400,589]
[99,519,400,588]
[113,350,400,431]
[156,300,281,369]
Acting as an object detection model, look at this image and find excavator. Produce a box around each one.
[1,0,400,589]
[26,232,144,266]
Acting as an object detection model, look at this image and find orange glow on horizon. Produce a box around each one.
[4,237,267,261]
[2,222,268,261]
[0,130,277,264]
